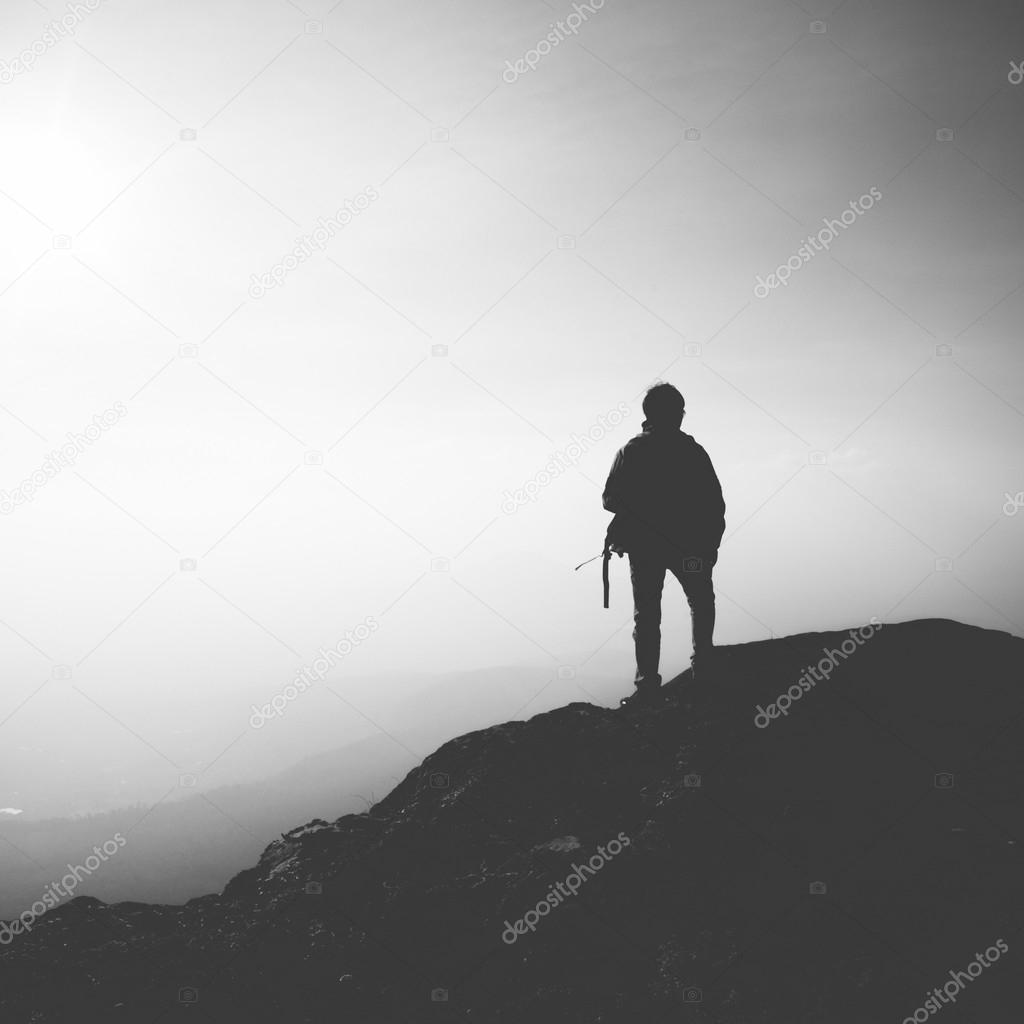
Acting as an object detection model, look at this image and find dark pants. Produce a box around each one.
[628,552,716,689]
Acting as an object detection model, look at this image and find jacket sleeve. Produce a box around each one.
[700,447,726,549]
[602,447,628,513]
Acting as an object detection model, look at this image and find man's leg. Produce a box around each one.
[629,553,667,689]
[672,557,716,671]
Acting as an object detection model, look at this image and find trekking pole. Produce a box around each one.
[575,549,613,608]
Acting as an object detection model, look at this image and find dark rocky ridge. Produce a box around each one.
[2,619,1023,1023]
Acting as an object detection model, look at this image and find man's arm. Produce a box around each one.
[602,447,628,513]
[700,447,726,549]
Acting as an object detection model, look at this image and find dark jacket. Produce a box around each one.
[602,422,725,562]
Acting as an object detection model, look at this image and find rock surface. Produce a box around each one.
[2,618,1022,1023]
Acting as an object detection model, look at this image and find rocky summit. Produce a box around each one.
[2,619,1023,1023]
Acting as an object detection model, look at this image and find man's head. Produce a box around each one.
[642,383,686,429]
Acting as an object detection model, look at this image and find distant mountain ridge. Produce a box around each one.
[2,619,1022,1023]
[0,664,588,918]
[0,734,419,917]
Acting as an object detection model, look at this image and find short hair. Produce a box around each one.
[643,382,686,425]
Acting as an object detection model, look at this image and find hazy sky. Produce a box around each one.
[0,0,1022,817]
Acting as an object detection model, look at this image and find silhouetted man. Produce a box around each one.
[603,383,725,708]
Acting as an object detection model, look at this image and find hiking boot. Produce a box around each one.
[619,686,662,710]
